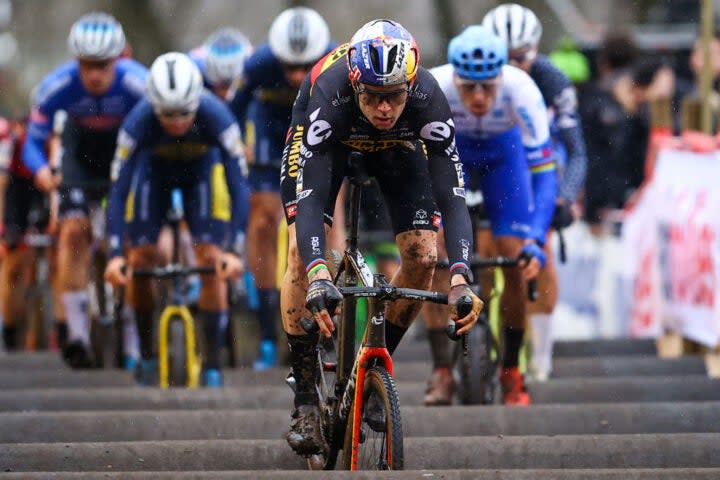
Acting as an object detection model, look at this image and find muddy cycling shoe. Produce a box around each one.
[61,341,95,369]
[363,391,387,432]
[286,405,326,455]
[424,367,456,406]
[500,367,531,406]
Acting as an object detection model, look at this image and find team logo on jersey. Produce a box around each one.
[285,125,304,179]
[306,108,332,146]
[413,208,429,226]
[420,119,453,141]
[297,189,313,200]
[341,139,415,152]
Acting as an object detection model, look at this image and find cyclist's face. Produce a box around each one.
[356,84,409,130]
[281,63,313,89]
[453,74,501,116]
[78,59,116,96]
[157,111,196,137]
[212,78,240,102]
[508,46,538,72]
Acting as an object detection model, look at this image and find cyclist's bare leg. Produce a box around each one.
[282,222,329,335]
[527,235,558,380]
[383,229,437,356]
[282,222,329,454]
[1,247,35,349]
[495,236,526,331]
[126,245,162,361]
[475,229,497,298]
[326,183,346,252]
[194,242,229,372]
[248,191,283,359]
[56,217,92,351]
[495,235,531,403]
[420,232,455,405]
[49,243,67,348]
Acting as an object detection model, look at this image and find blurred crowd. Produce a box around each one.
[569,27,718,234]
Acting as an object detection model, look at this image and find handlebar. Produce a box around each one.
[437,255,537,302]
[120,263,221,280]
[300,284,453,334]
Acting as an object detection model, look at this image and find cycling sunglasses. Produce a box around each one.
[281,62,315,73]
[454,77,500,94]
[78,59,114,71]
[355,86,409,107]
[509,48,538,65]
[156,109,195,119]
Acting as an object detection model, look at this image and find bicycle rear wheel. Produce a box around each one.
[456,315,498,405]
[341,365,403,470]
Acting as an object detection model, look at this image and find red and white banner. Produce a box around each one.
[623,147,720,347]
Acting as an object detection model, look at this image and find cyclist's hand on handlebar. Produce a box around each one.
[519,241,545,281]
[306,278,342,338]
[218,252,244,280]
[448,283,483,336]
[34,166,62,193]
[104,256,129,287]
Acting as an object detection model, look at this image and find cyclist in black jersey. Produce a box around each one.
[279,19,483,455]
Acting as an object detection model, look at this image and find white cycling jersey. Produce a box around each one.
[430,63,550,150]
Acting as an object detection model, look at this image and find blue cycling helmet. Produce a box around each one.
[347,19,419,88]
[448,25,507,81]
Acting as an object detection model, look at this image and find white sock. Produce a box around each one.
[122,305,140,360]
[530,313,554,378]
[62,291,91,346]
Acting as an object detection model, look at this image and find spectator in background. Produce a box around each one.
[578,30,638,234]
[686,26,720,132]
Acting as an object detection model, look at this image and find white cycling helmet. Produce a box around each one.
[205,28,252,87]
[68,11,126,60]
[147,52,204,113]
[268,7,330,65]
[481,3,542,50]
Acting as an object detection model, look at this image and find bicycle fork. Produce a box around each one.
[346,308,393,470]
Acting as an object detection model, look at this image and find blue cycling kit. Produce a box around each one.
[24,58,147,175]
[107,93,250,258]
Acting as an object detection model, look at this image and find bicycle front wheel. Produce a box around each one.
[341,365,403,470]
[168,318,187,387]
[456,315,498,405]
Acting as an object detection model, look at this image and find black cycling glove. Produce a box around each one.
[305,279,343,315]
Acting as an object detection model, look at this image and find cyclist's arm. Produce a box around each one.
[23,107,54,175]
[554,86,588,202]
[106,102,149,259]
[294,88,339,279]
[106,130,139,259]
[527,149,558,243]
[218,123,250,248]
[418,80,473,276]
[511,71,558,243]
